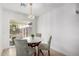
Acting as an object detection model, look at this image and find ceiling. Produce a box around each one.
[1,3,65,16]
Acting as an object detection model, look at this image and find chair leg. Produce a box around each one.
[39,49,44,56]
[48,50,50,56]
[34,51,36,56]
[38,49,40,56]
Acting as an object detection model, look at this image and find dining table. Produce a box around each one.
[28,41,41,56]
[23,37,42,56]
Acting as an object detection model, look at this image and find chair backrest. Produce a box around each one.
[48,35,52,49]
[14,39,33,56]
[36,33,42,37]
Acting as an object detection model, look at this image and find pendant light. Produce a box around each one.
[28,3,35,19]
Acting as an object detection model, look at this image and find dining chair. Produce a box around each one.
[38,35,52,56]
[14,39,35,56]
[36,33,42,37]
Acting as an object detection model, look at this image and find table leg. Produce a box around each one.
[34,46,38,56]
[33,47,36,56]
[35,46,40,56]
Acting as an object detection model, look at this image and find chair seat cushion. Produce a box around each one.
[39,43,48,50]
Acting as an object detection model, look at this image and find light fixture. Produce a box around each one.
[21,3,26,7]
[20,3,35,19]
[76,10,79,14]
[28,3,35,19]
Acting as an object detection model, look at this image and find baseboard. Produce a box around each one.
[50,47,67,56]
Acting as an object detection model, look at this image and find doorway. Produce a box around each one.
[9,19,32,47]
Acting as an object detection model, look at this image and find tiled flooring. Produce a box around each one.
[1,47,65,56]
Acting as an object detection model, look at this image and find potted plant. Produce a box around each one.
[31,34,35,40]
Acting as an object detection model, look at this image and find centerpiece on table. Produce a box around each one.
[31,34,35,40]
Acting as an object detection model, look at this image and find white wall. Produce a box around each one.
[37,4,79,56]
[37,11,53,42]
[0,5,3,55]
